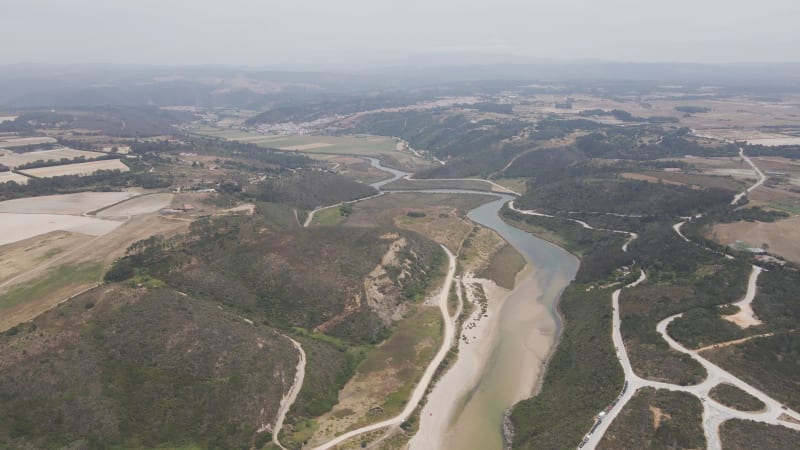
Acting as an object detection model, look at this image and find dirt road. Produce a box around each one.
[310,245,457,450]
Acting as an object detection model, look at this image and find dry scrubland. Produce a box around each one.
[340,192,493,252]
[18,158,129,178]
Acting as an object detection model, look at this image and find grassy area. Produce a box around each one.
[709,383,766,412]
[598,388,705,449]
[382,178,495,192]
[350,306,442,420]
[311,205,346,226]
[476,243,526,289]
[493,177,528,194]
[0,261,103,311]
[720,419,800,449]
[767,202,800,214]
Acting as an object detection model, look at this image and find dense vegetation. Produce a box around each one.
[0,286,296,449]
[702,333,800,411]
[247,171,376,210]
[510,286,623,449]
[597,388,705,449]
[720,419,800,449]
[708,383,766,411]
[517,177,733,217]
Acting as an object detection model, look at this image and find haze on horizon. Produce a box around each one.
[2,0,800,68]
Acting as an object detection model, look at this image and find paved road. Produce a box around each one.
[310,245,458,450]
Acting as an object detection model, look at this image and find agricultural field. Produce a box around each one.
[621,171,747,191]
[0,191,140,214]
[710,215,800,264]
[18,158,129,178]
[0,136,57,148]
[0,171,29,184]
[0,213,123,247]
[0,147,105,168]
[190,125,431,170]
[659,156,758,181]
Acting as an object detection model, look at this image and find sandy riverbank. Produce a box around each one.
[412,263,557,450]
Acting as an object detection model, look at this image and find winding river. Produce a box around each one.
[366,158,579,450]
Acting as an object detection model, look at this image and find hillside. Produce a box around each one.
[0,285,297,449]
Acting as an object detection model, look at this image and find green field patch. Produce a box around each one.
[311,206,346,226]
[0,262,103,311]
[766,202,800,214]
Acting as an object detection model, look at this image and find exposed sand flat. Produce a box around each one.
[0,213,123,246]
[0,116,17,123]
[0,148,105,168]
[411,276,513,450]
[19,159,130,178]
[0,171,29,185]
[0,191,140,214]
[96,193,173,217]
[280,142,335,151]
[0,136,57,148]
[412,265,559,450]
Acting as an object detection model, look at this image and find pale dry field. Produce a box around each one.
[281,142,335,151]
[96,193,173,217]
[0,148,105,168]
[0,213,123,247]
[710,216,800,264]
[0,213,190,332]
[19,159,129,178]
[0,231,91,285]
[0,136,57,148]
[661,156,758,181]
[0,171,29,185]
[0,191,140,214]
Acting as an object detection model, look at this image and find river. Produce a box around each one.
[367,158,579,450]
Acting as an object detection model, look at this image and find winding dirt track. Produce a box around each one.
[271,336,307,450]
[508,202,800,450]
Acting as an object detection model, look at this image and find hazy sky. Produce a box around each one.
[2,0,799,67]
